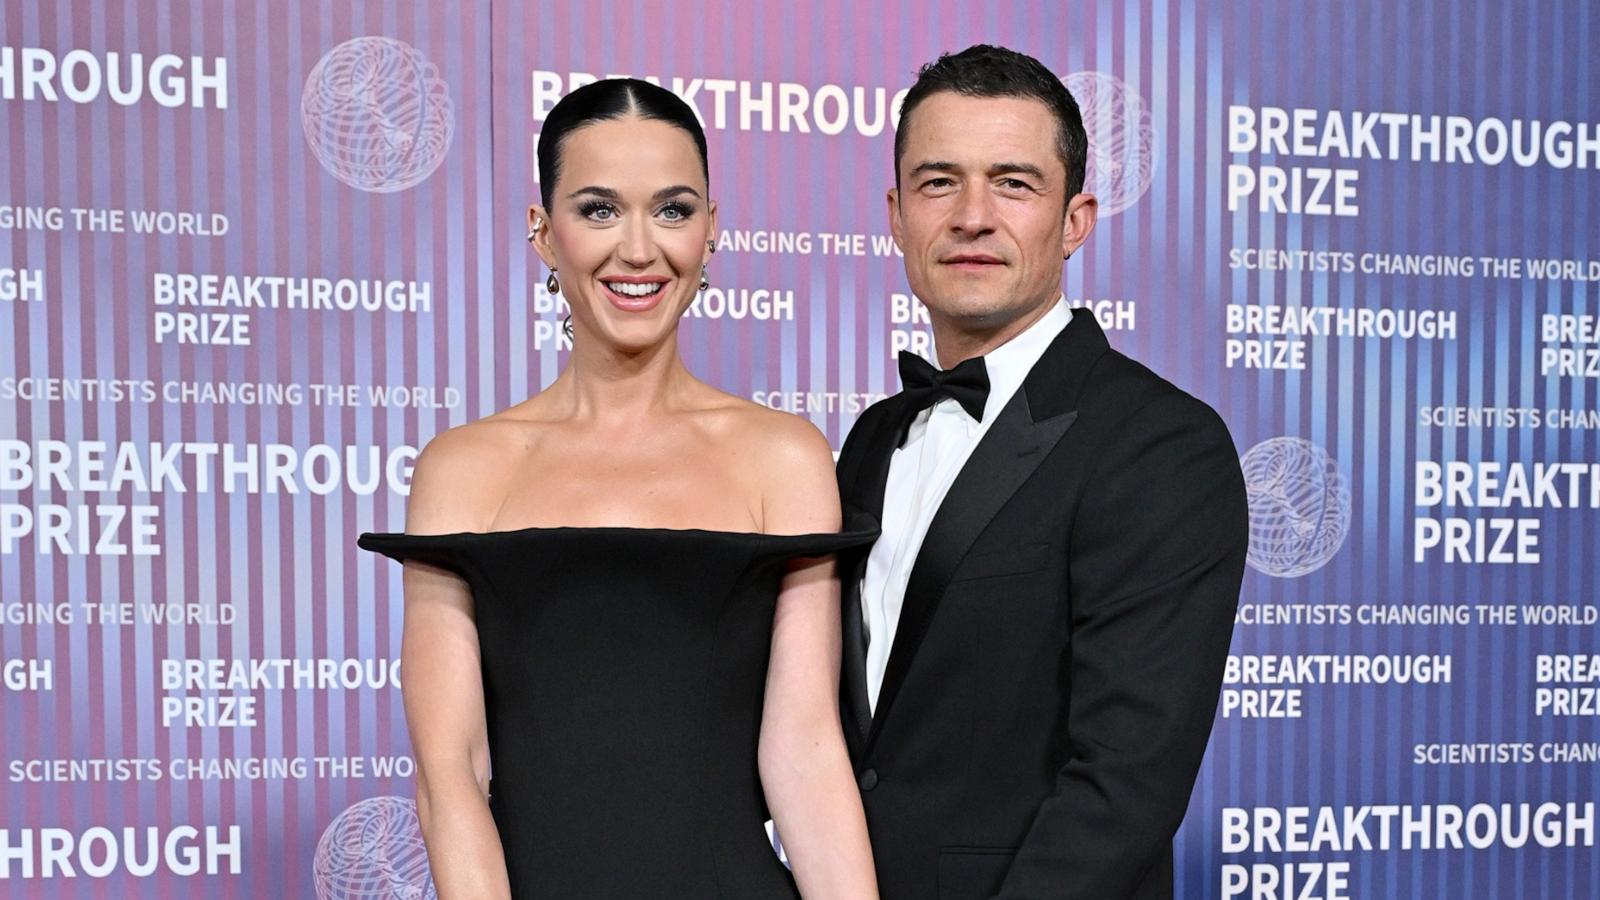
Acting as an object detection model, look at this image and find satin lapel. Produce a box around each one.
[864,390,1079,751]
[852,398,905,522]
[864,307,1109,751]
[838,399,906,746]
[838,516,874,747]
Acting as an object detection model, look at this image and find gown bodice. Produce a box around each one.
[358,521,877,898]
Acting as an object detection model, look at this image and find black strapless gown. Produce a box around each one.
[357,521,877,899]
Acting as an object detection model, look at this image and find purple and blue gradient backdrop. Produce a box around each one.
[2,1,1595,896]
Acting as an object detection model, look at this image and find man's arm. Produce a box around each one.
[997,391,1249,899]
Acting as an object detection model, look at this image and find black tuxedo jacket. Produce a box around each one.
[836,308,1248,900]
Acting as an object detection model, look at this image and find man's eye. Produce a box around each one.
[1000,178,1032,190]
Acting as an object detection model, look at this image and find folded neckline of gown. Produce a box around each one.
[358,518,879,545]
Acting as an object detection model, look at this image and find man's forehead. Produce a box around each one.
[900,92,1060,168]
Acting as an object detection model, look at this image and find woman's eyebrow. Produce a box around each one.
[565,185,620,200]
[653,185,702,201]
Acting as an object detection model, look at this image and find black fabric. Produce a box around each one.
[358,523,877,899]
[895,350,991,443]
[837,308,1248,900]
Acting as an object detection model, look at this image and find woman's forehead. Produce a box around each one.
[556,117,708,195]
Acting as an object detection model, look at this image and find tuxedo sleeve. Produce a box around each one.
[996,391,1248,899]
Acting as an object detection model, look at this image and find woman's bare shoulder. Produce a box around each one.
[691,396,839,531]
[693,391,835,467]
[405,412,543,533]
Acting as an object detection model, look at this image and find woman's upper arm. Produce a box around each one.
[398,428,500,794]
[760,417,846,727]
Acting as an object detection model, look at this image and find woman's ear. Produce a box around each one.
[527,203,556,270]
[704,199,718,266]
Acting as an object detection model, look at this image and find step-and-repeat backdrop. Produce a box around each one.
[3,1,1595,897]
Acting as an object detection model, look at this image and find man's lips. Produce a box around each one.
[941,254,1006,269]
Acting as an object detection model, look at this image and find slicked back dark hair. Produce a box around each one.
[894,44,1088,197]
[537,77,709,208]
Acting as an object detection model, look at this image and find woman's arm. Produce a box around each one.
[757,419,878,899]
[399,431,513,900]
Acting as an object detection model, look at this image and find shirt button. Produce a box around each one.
[858,768,879,791]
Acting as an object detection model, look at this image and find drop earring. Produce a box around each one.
[699,265,709,292]
[546,270,560,294]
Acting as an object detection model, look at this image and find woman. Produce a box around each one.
[358,79,878,899]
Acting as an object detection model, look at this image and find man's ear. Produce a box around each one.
[1062,192,1098,258]
[886,187,905,253]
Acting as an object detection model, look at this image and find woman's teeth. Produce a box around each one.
[606,281,664,297]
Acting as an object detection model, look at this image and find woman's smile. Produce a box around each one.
[599,274,672,311]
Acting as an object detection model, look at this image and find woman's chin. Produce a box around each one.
[585,319,678,355]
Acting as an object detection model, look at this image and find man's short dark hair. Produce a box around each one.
[894,44,1088,197]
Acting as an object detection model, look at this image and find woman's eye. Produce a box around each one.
[579,202,618,221]
[658,202,694,221]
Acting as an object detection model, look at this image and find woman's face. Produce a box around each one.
[530,115,715,355]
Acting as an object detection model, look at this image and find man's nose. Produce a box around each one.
[950,183,997,236]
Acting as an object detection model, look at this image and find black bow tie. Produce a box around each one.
[896,351,990,443]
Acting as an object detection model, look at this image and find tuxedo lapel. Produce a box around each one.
[839,521,876,745]
[865,391,1076,749]
[850,396,907,522]
[865,308,1110,751]
[838,395,910,745]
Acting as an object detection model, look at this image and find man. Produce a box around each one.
[836,45,1248,899]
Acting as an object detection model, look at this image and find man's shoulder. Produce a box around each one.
[857,391,906,427]
[840,392,905,451]
[1079,346,1230,437]
[834,392,909,496]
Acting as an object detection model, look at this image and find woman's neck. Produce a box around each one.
[548,329,696,421]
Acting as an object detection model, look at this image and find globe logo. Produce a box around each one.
[1240,437,1351,578]
[302,37,455,193]
[1063,71,1158,217]
[313,796,437,899]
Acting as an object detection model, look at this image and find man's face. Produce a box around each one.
[889,92,1088,335]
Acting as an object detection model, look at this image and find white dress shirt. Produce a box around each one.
[861,297,1072,712]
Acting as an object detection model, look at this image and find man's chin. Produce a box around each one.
[922,293,1020,325]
